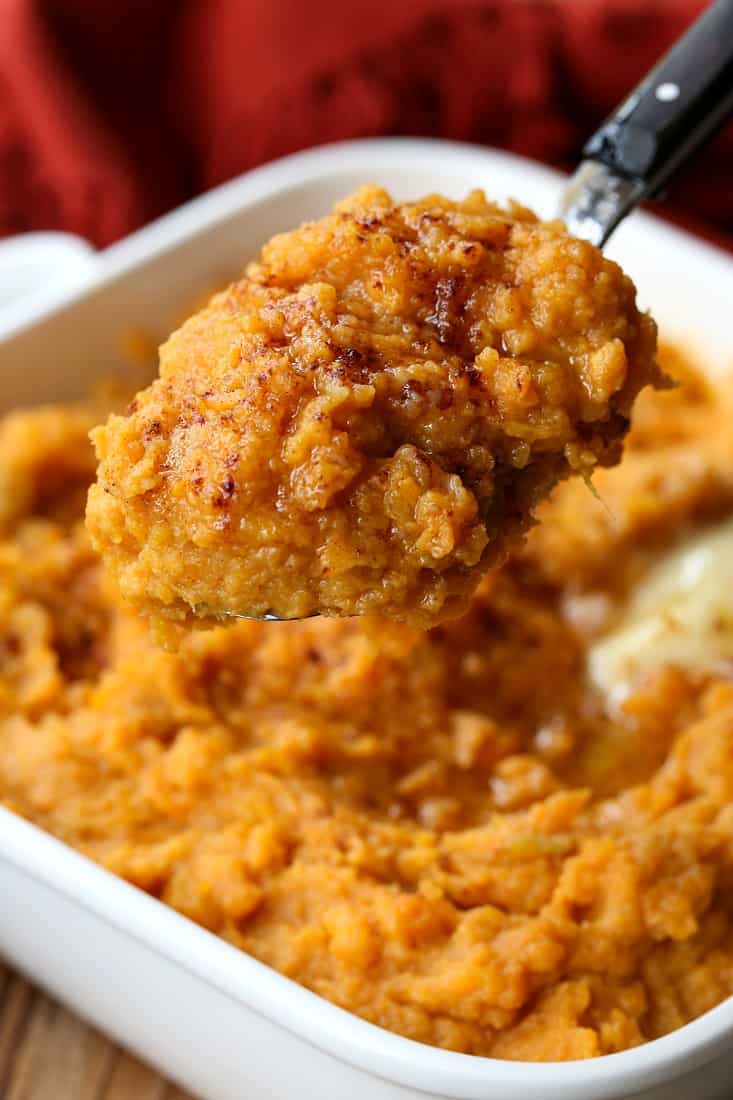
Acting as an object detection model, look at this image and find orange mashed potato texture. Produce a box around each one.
[87,187,657,628]
[3,345,733,1060]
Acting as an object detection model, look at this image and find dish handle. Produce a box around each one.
[0,232,98,328]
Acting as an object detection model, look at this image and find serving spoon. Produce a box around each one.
[560,0,733,247]
[230,0,733,623]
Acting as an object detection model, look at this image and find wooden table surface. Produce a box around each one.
[0,963,193,1100]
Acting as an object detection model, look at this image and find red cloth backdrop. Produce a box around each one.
[0,0,730,249]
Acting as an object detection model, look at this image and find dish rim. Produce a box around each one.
[1,135,731,344]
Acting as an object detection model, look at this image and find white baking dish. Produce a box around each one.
[1,138,733,1100]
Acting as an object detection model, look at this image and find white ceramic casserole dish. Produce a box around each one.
[1,138,733,1100]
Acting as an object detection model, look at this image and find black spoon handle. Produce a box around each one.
[582,0,733,200]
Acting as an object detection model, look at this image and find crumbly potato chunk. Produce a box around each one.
[87,186,657,628]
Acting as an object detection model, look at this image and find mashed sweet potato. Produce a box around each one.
[3,345,733,1060]
[86,187,657,629]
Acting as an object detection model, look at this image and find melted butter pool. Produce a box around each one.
[590,516,733,697]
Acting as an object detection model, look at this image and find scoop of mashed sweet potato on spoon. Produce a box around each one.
[87,186,658,630]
